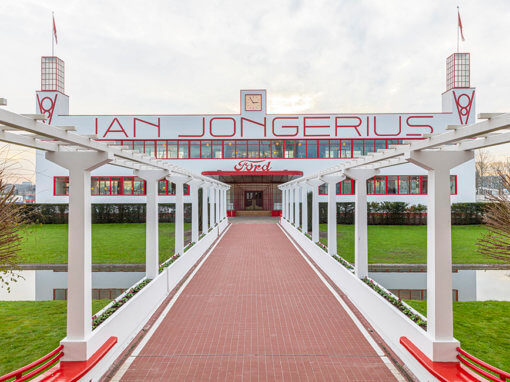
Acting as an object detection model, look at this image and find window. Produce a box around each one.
[145,142,155,158]
[111,177,121,195]
[224,141,235,158]
[91,178,99,195]
[319,184,327,194]
[330,140,340,158]
[387,176,398,194]
[353,140,363,157]
[134,177,145,195]
[450,175,457,194]
[212,141,222,159]
[134,141,144,154]
[100,177,110,195]
[168,141,178,158]
[340,179,353,194]
[375,139,386,152]
[307,140,317,158]
[248,140,259,158]
[367,178,375,194]
[364,139,375,155]
[190,141,200,158]
[318,140,329,158]
[410,176,421,194]
[341,140,351,158]
[374,176,386,194]
[54,177,68,195]
[272,140,283,158]
[157,141,167,158]
[236,141,247,158]
[422,177,428,194]
[178,141,189,158]
[158,180,168,195]
[123,178,133,195]
[398,176,409,194]
[296,140,306,158]
[201,141,212,159]
[285,140,295,158]
[260,140,271,158]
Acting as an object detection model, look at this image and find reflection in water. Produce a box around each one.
[1,269,509,302]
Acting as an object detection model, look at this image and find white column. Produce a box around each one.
[407,150,473,361]
[46,151,111,360]
[224,187,228,219]
[301,184,309,234]
[215,187,220,224]
[294,187,300,227]
[287,188,291,220]
[168,175,190,255]
[188,179,202,243]
[281,187,286,219]
[345,169,378,278]
[202,183,210,234]
[135,169,169,279]
[289,186,295,224]
[321,174,345,256]
[307,179,323,242]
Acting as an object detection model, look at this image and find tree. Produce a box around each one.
[477,172,510,262]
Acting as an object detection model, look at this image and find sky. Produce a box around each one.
[1,0,509,182]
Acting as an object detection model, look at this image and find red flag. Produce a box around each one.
[458,9,465,41]
[53,14,58,44]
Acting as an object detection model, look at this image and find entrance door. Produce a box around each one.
[245,191,263,210]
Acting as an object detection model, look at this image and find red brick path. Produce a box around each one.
[120,223,398,381]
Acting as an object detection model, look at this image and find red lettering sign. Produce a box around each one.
[234,159,272,172]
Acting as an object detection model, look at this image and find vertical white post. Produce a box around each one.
[224,187,228,219]
[321,174,345,256]
[168,175,190,255]
[346,169,378,278]
[301,184,308,234]
[135,169,169,279]
[294,187,300,227]
[215,187,220,224]
[289,186,294,224]
[407,150,472,361]
[188,179,202,243]
[281,187,286,219]
[202,183,210,233]
[45,152,111,361]
[307,179,322,242]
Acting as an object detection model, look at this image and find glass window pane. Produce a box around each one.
[236,141,247,158]
[168,141,178,158]
[54,289,66,300]
[398,176,410,194]
[168,182,176,195]
[296,140,306,158]
[145,141,155,157]
[212,141,222,159]
[184,184,190,195]
[367,178,375,194]
[190,141,200,158]
[100,177,110,195]
[306,140,317,158]
[422,176,428,194]
[134,141,144,154]
[55,177,67,195]
[91,177,99,195]
[157,141,167,158]
[364,139,375,154]
[134,177,145,195]
[341,140,351,158]
[178,141,188,158]
[341,179,352,194]
[375,176,386,194]
[123,178,133,195]
[248,140,259,158]
[272,140,283,158]
[387,176,398,194]
[450,175,456,194]
[224,141,235,158]
[260,140,271,158]
[353,140,363,157]
[319,184,327,194]
[111,177,121,195]
[285,140,295,158]
[318,140,329,158]
[410,176,421,194]
[158,180,167,195]
[201,140,212,158]
[330,140,340,158]
[375,139,386,152]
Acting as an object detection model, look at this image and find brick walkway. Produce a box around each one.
[119,223,399,381]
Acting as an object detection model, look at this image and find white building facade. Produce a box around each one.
[35,53,476,214]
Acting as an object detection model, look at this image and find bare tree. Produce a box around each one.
[475,149,491,195]
[477,172,510,262]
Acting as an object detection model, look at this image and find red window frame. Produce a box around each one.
[53,176,191,196]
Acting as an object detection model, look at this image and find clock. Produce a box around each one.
[245,94,263,111]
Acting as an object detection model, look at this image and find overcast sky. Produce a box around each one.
[1,0,509,182]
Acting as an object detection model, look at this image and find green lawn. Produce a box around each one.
[406,301,510,373]
[318,224,499,264]
[18,223,191,264]
[0,300,110,375]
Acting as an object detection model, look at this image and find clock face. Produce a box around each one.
[245,94,263,111]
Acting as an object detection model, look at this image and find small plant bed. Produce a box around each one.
[304,233,312,240]
[199,233,205,240]
[159,254,181,273]
[362,277,427,329]
[315,241,328,252]
[333,254,354,271]
[184,242,195,252]
[92,279,151,330]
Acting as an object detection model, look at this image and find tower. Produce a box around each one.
[442,53,475,125]
[36,56,69,124]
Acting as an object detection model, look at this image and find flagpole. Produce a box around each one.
[457,6,459,53]
[52,11,54,56]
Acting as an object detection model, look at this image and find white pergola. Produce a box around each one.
[279,113,510,359]
[0,106,229,356]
